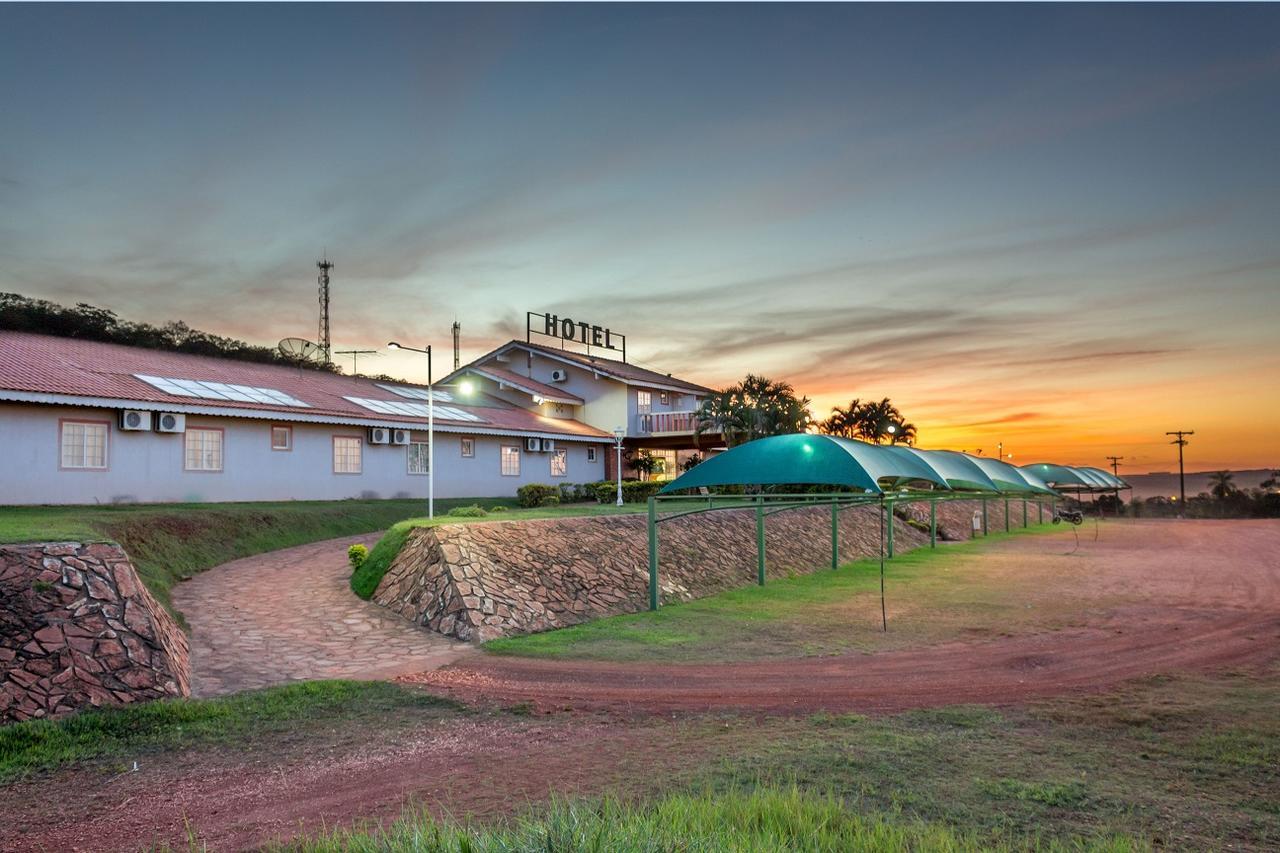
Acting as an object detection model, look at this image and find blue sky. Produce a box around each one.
[2,4,1278,470]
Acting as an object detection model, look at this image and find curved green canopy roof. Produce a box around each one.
[1079,466,1127,489]
[658,434,885,494]
[899,448,1000,492]
[1022,462,1091,487]
[1010,465,1058,495]
[964,454,1040,493]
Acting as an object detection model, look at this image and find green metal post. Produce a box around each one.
[982,498,989,536]
[830,500,839,570]
[929,499,937,548]
[1038,501,1044,524]
[647,496,658,611]
[756,496,766,585]
[1022,499,1028,528]
[1004,498,1010,532]
[887,500,895,558]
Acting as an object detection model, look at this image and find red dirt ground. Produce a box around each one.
[2,519,1276,852]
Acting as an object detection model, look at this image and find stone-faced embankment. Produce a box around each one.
[374,504,938,642]
[1,542,190,724]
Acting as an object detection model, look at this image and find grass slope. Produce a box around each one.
[350,504,647,599]
[485,525,1063,662]
[0,680,459,783]
[280,786,1142,852]
[0,498,514,620]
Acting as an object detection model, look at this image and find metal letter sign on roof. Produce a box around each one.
[526,311,626,362]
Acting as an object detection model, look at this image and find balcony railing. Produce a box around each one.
[635,410,699,435]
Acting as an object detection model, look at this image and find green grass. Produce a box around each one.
[0,498,518,621]
[0,680,460,783]
[277,786,1142,852]
[485,525,1063,662]
[350,504,647,599]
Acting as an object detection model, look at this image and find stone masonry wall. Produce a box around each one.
[374,503,940,642]
[1,542,191,725]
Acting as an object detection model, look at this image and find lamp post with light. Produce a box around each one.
[613,426,626,506]
[387,343,478,519]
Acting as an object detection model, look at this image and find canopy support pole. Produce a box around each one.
[929,499,937,548]
[1022,498,1028,528]
[982,498,989,536]
[1004,498,1010,532]
[879,495,887,631]
[647,496,658,611]
[830,500,839,570]
[886,499,895,558]
[1039,501,1044,524]
[755,496,766,586]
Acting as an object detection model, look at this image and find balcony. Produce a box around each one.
[634,410,699,436]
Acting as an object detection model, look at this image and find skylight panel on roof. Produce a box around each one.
[375,383,453,403]
[134,375,311,408]
[343,396,483,422]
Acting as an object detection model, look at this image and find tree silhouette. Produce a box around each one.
[1208,470,1236,500]
[695,374,811,447]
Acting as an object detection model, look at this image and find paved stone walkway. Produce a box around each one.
[175,533,472,696]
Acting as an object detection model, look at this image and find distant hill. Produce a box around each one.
[1123,469,1276,500]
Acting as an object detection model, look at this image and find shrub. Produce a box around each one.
[446,505,488,518]
[346,543,368,570]
[489,505,508,513]
[591,479,664,504]
[541,494,561,507]
[516,483,559,508]
[558,483,576,503]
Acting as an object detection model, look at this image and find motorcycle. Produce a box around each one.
[1052,509,1084,526]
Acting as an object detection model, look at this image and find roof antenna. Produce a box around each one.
[452,320,461,370]
[317,253,334,366]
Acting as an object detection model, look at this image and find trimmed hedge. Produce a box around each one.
[591,480,664,504]
[516,484,560,508]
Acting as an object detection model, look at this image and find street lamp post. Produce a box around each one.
[388,342,435,518]
[613,426,626,507]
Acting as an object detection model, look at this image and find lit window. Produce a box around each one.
[271,426,292,451]
[550,448,567,477]
[461,438,475,458]
[60,421,108,469]
[184,428,223,472]
[587,446,597,463]
[501,445,520,476]
[637,390,651,414]
[659,391,669,406]
[333,436,362,474]
[408,441,430,475]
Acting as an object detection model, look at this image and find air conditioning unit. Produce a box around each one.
[549,369,568,383]
[525,437,542,452]
[390,428,411,446]
[118,410,152,431]
[368,427,390,445]
[541,439,556,453]
[155,412,185,433]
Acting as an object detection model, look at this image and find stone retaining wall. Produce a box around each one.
[1,542,190,725]
[374,503,942,642]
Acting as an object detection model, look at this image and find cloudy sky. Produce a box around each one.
[3,4,1277,473]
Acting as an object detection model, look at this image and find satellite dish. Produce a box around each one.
[278,337,321,363]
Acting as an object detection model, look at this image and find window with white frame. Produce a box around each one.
[184,428,223,472]
[659,391,669,406]
[333,436,362,474]
[500,445,520,476]
[407,441,429,475]
[271,425,292,451]
[636,390,651,414]
[587,445,598,463]
[460,437,475,457]
[60,421,108,469]
[550,448,567,477]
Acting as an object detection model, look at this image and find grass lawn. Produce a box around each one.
[350,503,648,598]
[485,524,1077,662]
[0,680,460,783]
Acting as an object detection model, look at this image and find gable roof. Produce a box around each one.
[459,340,713,396]
[0,332,612,442]
[460,364,584,405]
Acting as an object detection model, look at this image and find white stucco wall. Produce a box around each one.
[0,403,607,505]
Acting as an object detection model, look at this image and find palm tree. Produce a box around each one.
[695,374,811,447]
[889,420,917,445]
[818,399,862,439]
[1260,470,1279,491]
[856,398,901,444]
[1208,470,1236,500]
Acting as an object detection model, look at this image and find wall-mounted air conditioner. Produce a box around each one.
[550,369,568,383]
[118,410,152,431]
[541,439,556,453]
[391,428,411,446]
[525,437,542,452]
[368,427,391,445]
[155,413,185,433]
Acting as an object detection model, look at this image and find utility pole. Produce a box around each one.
[1165,431,1194,511]
[1106,456,1124,478]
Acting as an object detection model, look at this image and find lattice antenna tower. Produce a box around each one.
[317,255,334,365]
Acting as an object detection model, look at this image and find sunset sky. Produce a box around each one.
[2,4,1277,474]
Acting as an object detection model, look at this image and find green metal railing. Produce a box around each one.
[645,490,1055,612]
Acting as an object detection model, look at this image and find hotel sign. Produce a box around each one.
[526,311,627,362]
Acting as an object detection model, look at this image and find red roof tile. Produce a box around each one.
[463,364,585,404]
[0,332,612,440]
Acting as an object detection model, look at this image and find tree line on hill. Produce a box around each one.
[1125,469,1280,519]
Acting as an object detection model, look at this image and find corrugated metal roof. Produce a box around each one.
[476,340,714,395]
